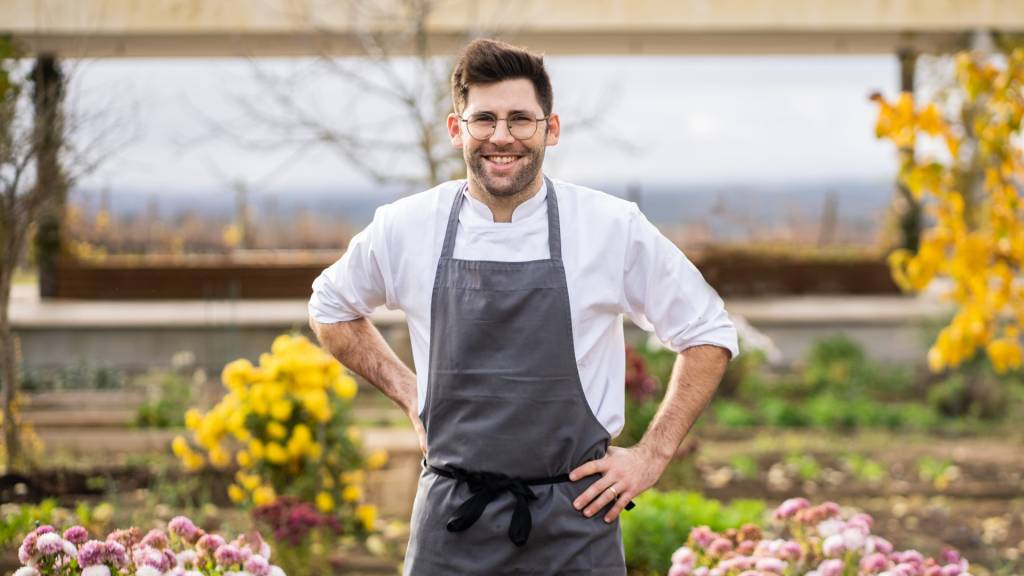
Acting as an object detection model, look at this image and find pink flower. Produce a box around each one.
[77,541,106,567]
[816,559,845,576]
[63,526,89,545]
[34,525,56,536]
[141,529,169,549]
[871,536,894,555]
[689,526,716,549]
[718,556,756,571]
[736,540,757,555]
[668,564,692,576]
[861,552,889,572]
[245,555,272,576]
[106,541,129,569]
[197,534,226,558]
[692,568,709,576]
[707,537,734,557]
[774,497,810,520]
[780,540,802,562]
[214,543,244,567]
[672,546,696,567]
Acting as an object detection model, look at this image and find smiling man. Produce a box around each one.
[308,38,739,575]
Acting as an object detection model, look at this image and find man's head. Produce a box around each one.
[448,38,560,199]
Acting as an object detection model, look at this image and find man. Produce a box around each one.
[309,38,738,575]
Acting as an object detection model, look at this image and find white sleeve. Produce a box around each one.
[619,203,739,359]
[308,205,397,323]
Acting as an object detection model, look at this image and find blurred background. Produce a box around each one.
[1,2,1023,575]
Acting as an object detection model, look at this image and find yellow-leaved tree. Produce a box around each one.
[872,48,1023,374]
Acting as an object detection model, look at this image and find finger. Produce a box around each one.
[568,457,608,482]
[572,471,615,512]
[583,483,622,518]
[603,488,634,523]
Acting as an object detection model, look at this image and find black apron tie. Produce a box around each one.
[427,460,636,547]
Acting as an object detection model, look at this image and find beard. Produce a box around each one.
[465,140,546,198]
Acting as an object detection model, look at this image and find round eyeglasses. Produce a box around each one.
[459,113,549,141]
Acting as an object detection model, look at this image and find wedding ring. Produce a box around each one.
[608,486,618,499]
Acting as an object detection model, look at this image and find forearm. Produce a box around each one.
[636,344,731,466]
[309,315,418,415]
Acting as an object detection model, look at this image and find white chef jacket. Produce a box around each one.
[308,177,739,438]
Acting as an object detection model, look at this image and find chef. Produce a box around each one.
[308,38,738,575]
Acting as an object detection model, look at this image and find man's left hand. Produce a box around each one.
[568,444,666,523]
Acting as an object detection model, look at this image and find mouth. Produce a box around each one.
[481,154,523,171]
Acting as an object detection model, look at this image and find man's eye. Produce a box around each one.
[470,116,495,123]
[509,116,534,126]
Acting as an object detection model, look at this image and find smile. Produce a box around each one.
[484,155,522,166]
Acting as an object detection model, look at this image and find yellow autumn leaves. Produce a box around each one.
[873,48,1024,374]
[172,332,388,534]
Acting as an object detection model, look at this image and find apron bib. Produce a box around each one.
[403,178,628,575]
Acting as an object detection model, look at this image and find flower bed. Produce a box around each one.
[667,498,973,576]
[13,516,285,575]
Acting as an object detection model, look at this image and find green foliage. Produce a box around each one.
[760,397,810,428]
[783,453,822,482]
[713,400,757,428]
[840,453,888,484]
[727,455,759,480]
[20,362,125,391]
[621,490,764,575]
[0,499,57,548]
[135,371,194,428]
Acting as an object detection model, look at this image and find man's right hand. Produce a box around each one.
[409,410,427,457]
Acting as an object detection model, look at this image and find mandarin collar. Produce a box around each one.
[462,179,548,224]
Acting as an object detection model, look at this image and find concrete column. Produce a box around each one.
[30,54,66,298]
[894,47,922,253]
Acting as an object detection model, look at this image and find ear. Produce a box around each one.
[545,113,560,147]
[447,113,464,148]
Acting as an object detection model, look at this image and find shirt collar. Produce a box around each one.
[462,179,547,224]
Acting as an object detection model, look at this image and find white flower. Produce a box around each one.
[842,526,866,551]
[816,518,844,538]
[822,534,846,557]
[35,533,63,555]
[135,566,162,576]
[269,566,286,576]
[82,566,112,576]
[62,540,78,557]
[13,567,40,576]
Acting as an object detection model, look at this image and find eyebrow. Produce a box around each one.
[468,109,537,116]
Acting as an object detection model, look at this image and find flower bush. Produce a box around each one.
[171,333,387,537]
[667,498,973,576]
[13,516,285,576]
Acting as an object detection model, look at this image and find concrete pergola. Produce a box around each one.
[2,0,1022,58]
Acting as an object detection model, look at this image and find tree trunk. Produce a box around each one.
[0,227,22,472]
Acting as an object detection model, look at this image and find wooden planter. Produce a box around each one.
[49,249,900,300]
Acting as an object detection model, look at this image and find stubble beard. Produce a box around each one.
[466,143,546,199]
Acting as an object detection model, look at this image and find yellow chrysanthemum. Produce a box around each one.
[315,491,335,513]
[342,484,363,502]
[252,486,276,507]
[228,484,246,503]
[222,358,254,390]
[270,398,293,421]
[366,450,389,470]
[355,504,377,531]
[265,442,288,464]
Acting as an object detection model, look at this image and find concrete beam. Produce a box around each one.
[1,0,1021,57]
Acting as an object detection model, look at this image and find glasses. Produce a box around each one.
[459,113,549,141]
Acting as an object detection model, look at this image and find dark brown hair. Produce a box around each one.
[450,38,553,116]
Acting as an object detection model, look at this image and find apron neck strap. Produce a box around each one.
[440,177,562,262]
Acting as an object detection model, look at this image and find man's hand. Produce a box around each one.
[409,410,427,457]
[568,444,667,523]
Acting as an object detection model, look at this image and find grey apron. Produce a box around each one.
[403,178,630,575]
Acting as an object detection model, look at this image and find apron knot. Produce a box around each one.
[438,465,539,547]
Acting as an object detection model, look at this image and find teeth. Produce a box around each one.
[487,156,517,164]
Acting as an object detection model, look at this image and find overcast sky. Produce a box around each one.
[69,54,901,196]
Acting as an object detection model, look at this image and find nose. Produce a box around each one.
[489,119,515,145]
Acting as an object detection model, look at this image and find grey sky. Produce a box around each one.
[71,54,900,196]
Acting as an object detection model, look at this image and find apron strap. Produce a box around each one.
[438,178,563,262]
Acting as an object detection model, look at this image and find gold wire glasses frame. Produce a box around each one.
[459,114,550,141]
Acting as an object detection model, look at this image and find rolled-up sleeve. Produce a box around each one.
[308,205,396,324]
[619,204,739,360]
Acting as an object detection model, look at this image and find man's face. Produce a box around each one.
[447,78,560,198]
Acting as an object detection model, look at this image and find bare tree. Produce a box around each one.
[0,41,127,472]
[188,0,624,195]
